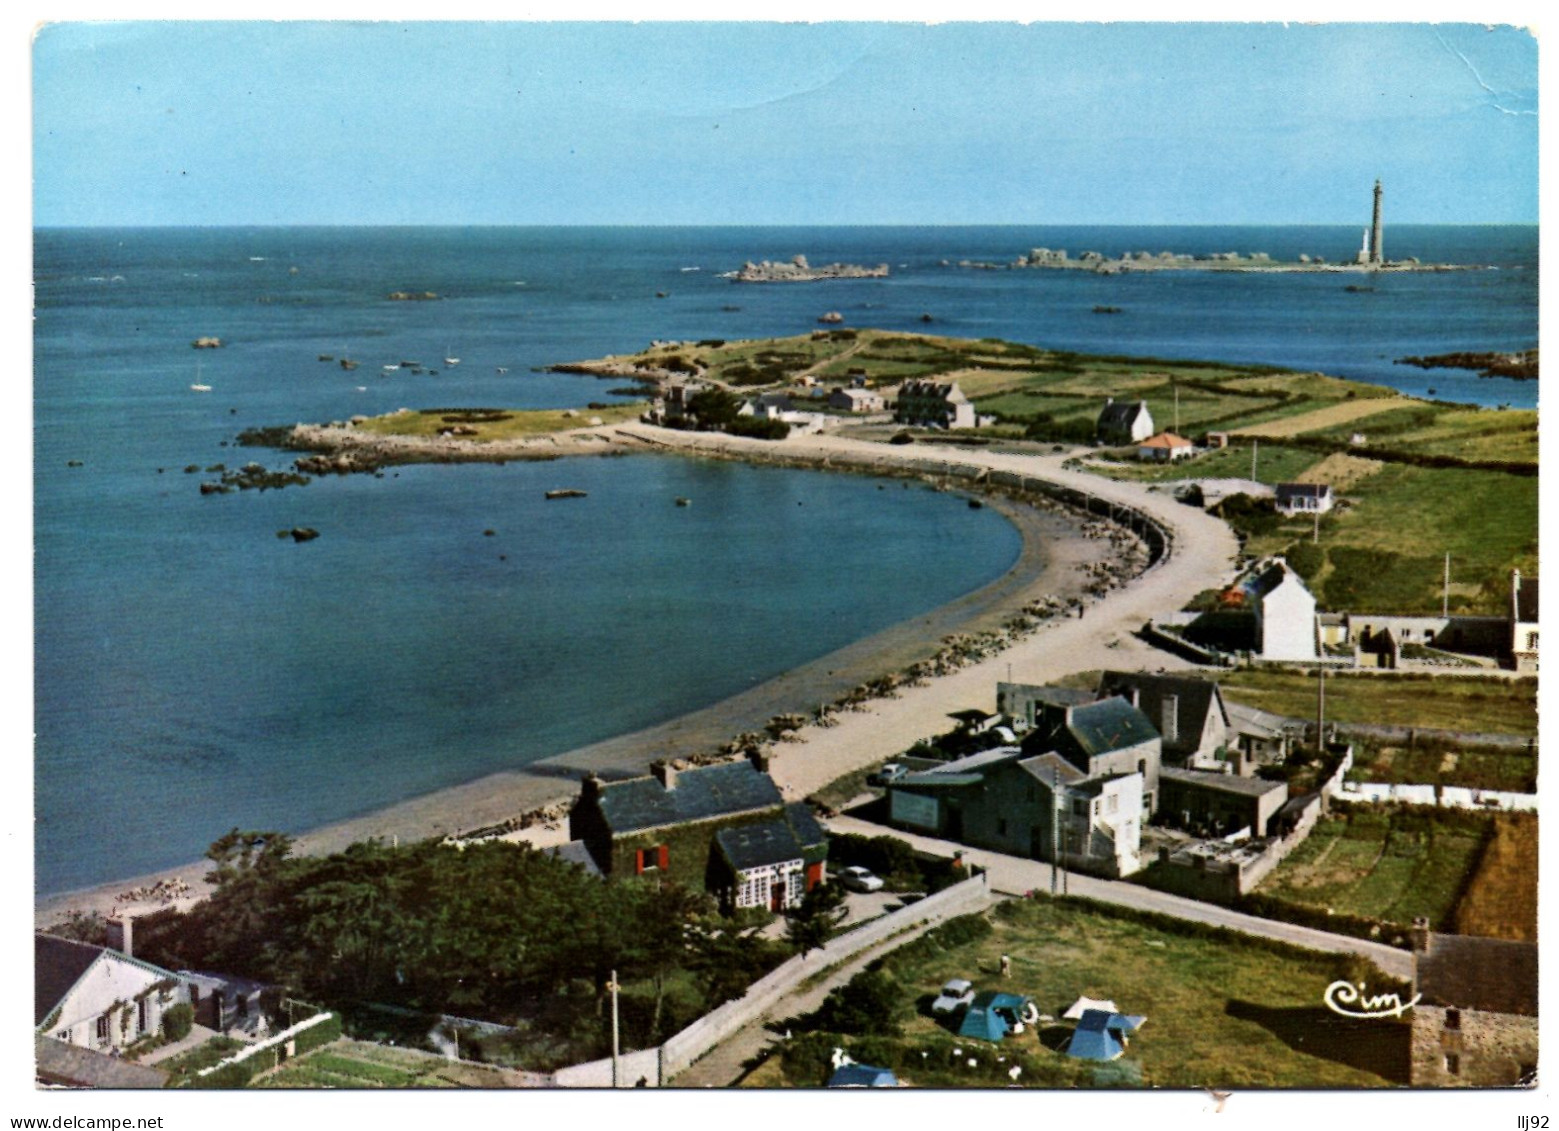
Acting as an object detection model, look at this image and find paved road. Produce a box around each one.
[826,816,1414,980]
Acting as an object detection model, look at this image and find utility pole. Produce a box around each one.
[1049,768,1060,896]
[1173,384,1180,434]
[1251,439,1258,482]
[1313,503,1320,544]
[609,970,621,1088]
[1443,553,1451,618]
[1316,666,1326,751]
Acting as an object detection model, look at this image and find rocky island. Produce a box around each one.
[1396,349,1538,380]
[729,254,889,283]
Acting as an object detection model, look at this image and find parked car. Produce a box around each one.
[869,763,907,787]
[838,865,885,893]
[931,978,976,1015]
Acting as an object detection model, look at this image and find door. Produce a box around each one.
[771,883,786,912]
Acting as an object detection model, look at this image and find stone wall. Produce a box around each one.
[1410,1005,1538,1087]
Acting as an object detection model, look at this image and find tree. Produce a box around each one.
[812,968,903,1036]
[785,881,848,955]
[686,387,741,430]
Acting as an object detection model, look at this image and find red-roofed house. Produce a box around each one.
[1136,432,1195,463]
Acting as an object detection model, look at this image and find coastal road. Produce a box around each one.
[611,424,1243,804]
[825,815,1414,981]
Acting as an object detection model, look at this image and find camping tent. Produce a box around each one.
[1063,996,1119,1020]
[1065,1008,1147,1061]
[827,1064,900,1087]
[957,991,1033,1042]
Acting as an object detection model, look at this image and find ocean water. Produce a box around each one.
[33,226,1537,894]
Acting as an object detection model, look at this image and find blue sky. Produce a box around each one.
[32,22,1538,226]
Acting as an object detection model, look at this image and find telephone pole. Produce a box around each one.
[1443,553,1451,618]
[1316,666,1327,751]
[609,970,621,1087]
[1251,439,1259,482]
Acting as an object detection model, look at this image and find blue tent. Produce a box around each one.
[827,1064,900,1088]
[1065,1009,1129,1061]
[956,991,1032,1042]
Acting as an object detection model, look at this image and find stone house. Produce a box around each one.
[1096,398,1155,445]
[887,746,1144,878]
[1510,569,1538,672]
[1021,695,1163,816]
[35,934,188,1054]
[570,755,828,912]
[1409,924,1537,1086]
[1274,482,1334,516]
[894,379,976,430]
[1095,671,1232,770]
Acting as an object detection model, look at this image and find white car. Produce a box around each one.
[837,865,885,893]
[931,978,975,1015]
[869,763,908,787]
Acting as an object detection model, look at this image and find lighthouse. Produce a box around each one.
[1369,179,1384,265]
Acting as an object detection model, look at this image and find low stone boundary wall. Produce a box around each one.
[1336,781,1537,812]
[552,871,992,1087]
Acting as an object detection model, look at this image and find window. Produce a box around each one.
[95,1014,109,1044]
[1445,1053,1460,1076]
[636,844,669,873]
[137,997,149,1034]
[1445,1008,1461,1031]
[1527,632,1538,651]
[1106,794,1119,815]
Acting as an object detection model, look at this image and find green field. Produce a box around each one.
[746,898,1408,1088]
[1219,670,1538,737]
[1256,808,1490,930]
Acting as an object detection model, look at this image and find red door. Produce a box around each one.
[771,883,786,912]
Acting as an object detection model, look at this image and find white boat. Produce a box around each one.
[190,384,212,392]
[495,367,509,374]
[382,364,400,373]
[443,348,460,366]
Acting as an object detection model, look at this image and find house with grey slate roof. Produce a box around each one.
[1409,924,1537,1086]
[1096,398,1155,445]
[569,754,828,912]
[36,934,189,1055]
[1096,670,1233,770]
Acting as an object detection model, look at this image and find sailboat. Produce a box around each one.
[443,345,460,367]
[190,357,211,392]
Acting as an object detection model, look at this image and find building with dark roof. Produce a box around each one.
[1410,925,1538,1086]
[1242,556,1318,661]
[34,1035,169,1089]
[569,755,827,911]
[894,379,976,430]
[1096,398,1155,445]
[1096,671,1233,770]
[36,934,190,1055]
[1021,695,1162,815]
[1157,767,1289,839]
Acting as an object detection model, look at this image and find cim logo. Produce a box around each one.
[1322,980,1421,1019]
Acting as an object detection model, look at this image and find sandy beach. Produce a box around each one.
[35,424,1239,928]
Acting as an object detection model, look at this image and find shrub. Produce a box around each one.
[726,416,790,441]
[161,1003,194,1043]
[812,969,903,1037]
[924,912,993,950]
[186,1059,254,1089]
[293,1011,343,1056]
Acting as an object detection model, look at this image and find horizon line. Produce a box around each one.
[33,221,1539,230]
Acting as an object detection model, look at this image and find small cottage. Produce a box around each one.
[1096,398,1155,445]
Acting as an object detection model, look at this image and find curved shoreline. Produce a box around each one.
[35,433,1110,924]
[36,424,1239,926]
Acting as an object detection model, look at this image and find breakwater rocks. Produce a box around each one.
[1396,349,1537,380]
[731,254,890,283]
[198,462,311,495]
[958,246,1476,275]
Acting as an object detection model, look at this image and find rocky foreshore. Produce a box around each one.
[956,247,1480,275]
[731,254,889,282]
[1396,348,1538,380]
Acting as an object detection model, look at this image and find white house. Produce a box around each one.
[36,935,189,1053]
[1244,556,1319,661]
[827,387,886,414]
[1096,398,1155,444]
[1136,432,1195,462]
[1511,569,1538,672]
[1275,483,1334,516]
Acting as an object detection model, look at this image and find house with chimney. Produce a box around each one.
[1095,671,1233,770]
[1409,919,1537,1086]
[1274,483,1334,516]
[894,379,976,430]
[569,755,828,913]
[1243,556,1319,661]
[35,933,188,1054]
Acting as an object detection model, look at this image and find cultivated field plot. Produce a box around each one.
[1256,808,1491,930]
[1233,398,1407,437]
[745,898,1407,1088]
[255,1039,515,1088]
[1452,813,1538,941]
[1347,743,1537,794]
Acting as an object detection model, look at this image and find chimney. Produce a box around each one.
[1162,694,1179,746]
[106,912,133,958]
[651,761,679,790]
[581,772,604,801]
[1410,916,1432,954]
[1128,686,1140,709]
[748,747,771,774]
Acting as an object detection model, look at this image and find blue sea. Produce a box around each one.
[33,225,1537,895]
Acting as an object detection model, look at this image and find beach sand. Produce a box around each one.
[35,426,1239,928]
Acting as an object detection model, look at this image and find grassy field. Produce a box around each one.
[1256,808,1490,930]
[747,898,1409,1088]
[1451,813,1538,941]
[1346,742,1537,794]
[255,1039,513,1088]
[352,403,645,440]
[1218,670,1538,737]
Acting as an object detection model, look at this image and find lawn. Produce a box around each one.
[352,403,645,440]
[1218,670,1538,738]
[750,898,1410,1088]
[1255,808,1490,930]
